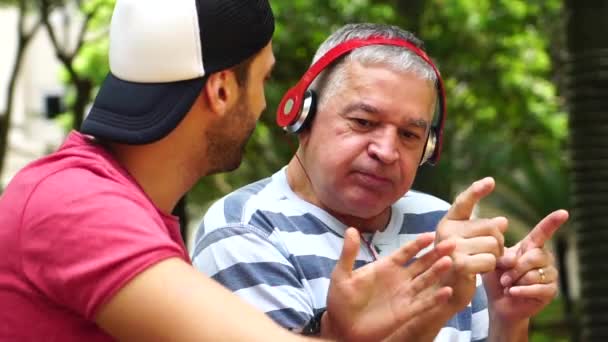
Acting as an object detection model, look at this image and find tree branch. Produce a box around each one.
[73,3,101,55]
[39,0,70,64]
[17,0,25,37]
[22,19,43,43]
[0,0,44,179]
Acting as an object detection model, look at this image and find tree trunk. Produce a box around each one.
[39,0,97,132]
[0,2,40,183]
[0,43,25,181]
[72,78,93,130]
[565,1,608,341]
[555,235,579,342]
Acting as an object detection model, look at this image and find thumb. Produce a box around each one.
[445,177,495,220]
[334,227,361,279]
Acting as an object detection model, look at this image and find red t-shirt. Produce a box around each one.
[0,132,190,341]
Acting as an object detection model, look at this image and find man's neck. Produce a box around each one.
[105,142,198,215]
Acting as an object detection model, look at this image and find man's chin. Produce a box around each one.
[212,160,242,175]
[223,158,243,172]
[203,154,243,176]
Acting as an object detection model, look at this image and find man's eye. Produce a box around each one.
[400,130,421,140]
[352,118,374,128]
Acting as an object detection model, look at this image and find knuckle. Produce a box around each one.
[487,255,497,270]
[497,232,505,246]
[530,247,544,257]
[453,258,467,273]
[489,237,500,251]
[476,255,496,273]
[529,253,546,266]
[489,226,503,240]
[520,272,534,285]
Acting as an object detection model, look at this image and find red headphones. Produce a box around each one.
[276,37,447,165]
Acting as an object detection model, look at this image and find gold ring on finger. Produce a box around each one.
[538,268,546,283]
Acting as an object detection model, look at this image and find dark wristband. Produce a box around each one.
[301,309,326,335]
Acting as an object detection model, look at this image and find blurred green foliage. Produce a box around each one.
[53,0,114,129]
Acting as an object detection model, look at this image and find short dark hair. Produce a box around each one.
[232,53,256,86]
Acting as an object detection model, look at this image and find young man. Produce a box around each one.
[193,23,569,341]
[0,2,456,341]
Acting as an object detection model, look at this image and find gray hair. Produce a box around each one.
[309,23,438,106]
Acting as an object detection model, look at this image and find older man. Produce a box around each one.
[193,23,567,341]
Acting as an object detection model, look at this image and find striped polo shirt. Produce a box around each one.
[192,168,489,341]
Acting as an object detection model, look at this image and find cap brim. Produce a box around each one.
[81,73,207,145]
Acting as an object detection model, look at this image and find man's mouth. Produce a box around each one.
[352,171,392,188]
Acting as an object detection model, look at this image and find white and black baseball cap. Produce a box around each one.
[81,0,275,144]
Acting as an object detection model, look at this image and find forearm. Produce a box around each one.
[96,258,324,342]
[487,315,529,342]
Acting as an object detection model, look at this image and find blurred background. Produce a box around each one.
[1,1,607,341]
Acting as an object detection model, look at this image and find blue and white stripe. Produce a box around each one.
[192,167,488,341]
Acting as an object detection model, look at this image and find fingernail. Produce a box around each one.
[501,275,511,287]
[494,216,508,227]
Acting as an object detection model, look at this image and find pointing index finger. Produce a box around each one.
[522,209,569,250]
[445,177,495,221]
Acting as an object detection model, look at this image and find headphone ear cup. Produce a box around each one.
[284,90,317,134]
[419,130,437,166]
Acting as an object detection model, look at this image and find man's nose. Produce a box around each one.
[368,128,399,164]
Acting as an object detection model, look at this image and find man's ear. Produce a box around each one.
[203,70,239,115]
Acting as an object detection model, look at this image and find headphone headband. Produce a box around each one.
[277,36,447,164]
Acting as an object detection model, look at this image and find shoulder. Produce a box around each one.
[16,134,149,218]
[32,164,143,203]
[193,172,340,261]
[201,176,274,231]
[22,165,159,233]
[19,165,184,264]
[198,170,314,239]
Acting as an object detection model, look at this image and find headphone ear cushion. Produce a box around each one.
[419,131,437,166]
[298,90,317,132]
[285,89,318,134]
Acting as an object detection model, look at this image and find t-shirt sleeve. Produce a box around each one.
[19,169,185,320]
[192,223,313,330]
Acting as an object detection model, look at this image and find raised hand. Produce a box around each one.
[322,228,455,342]
[435,177,508,310]
[483,209,569,322]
